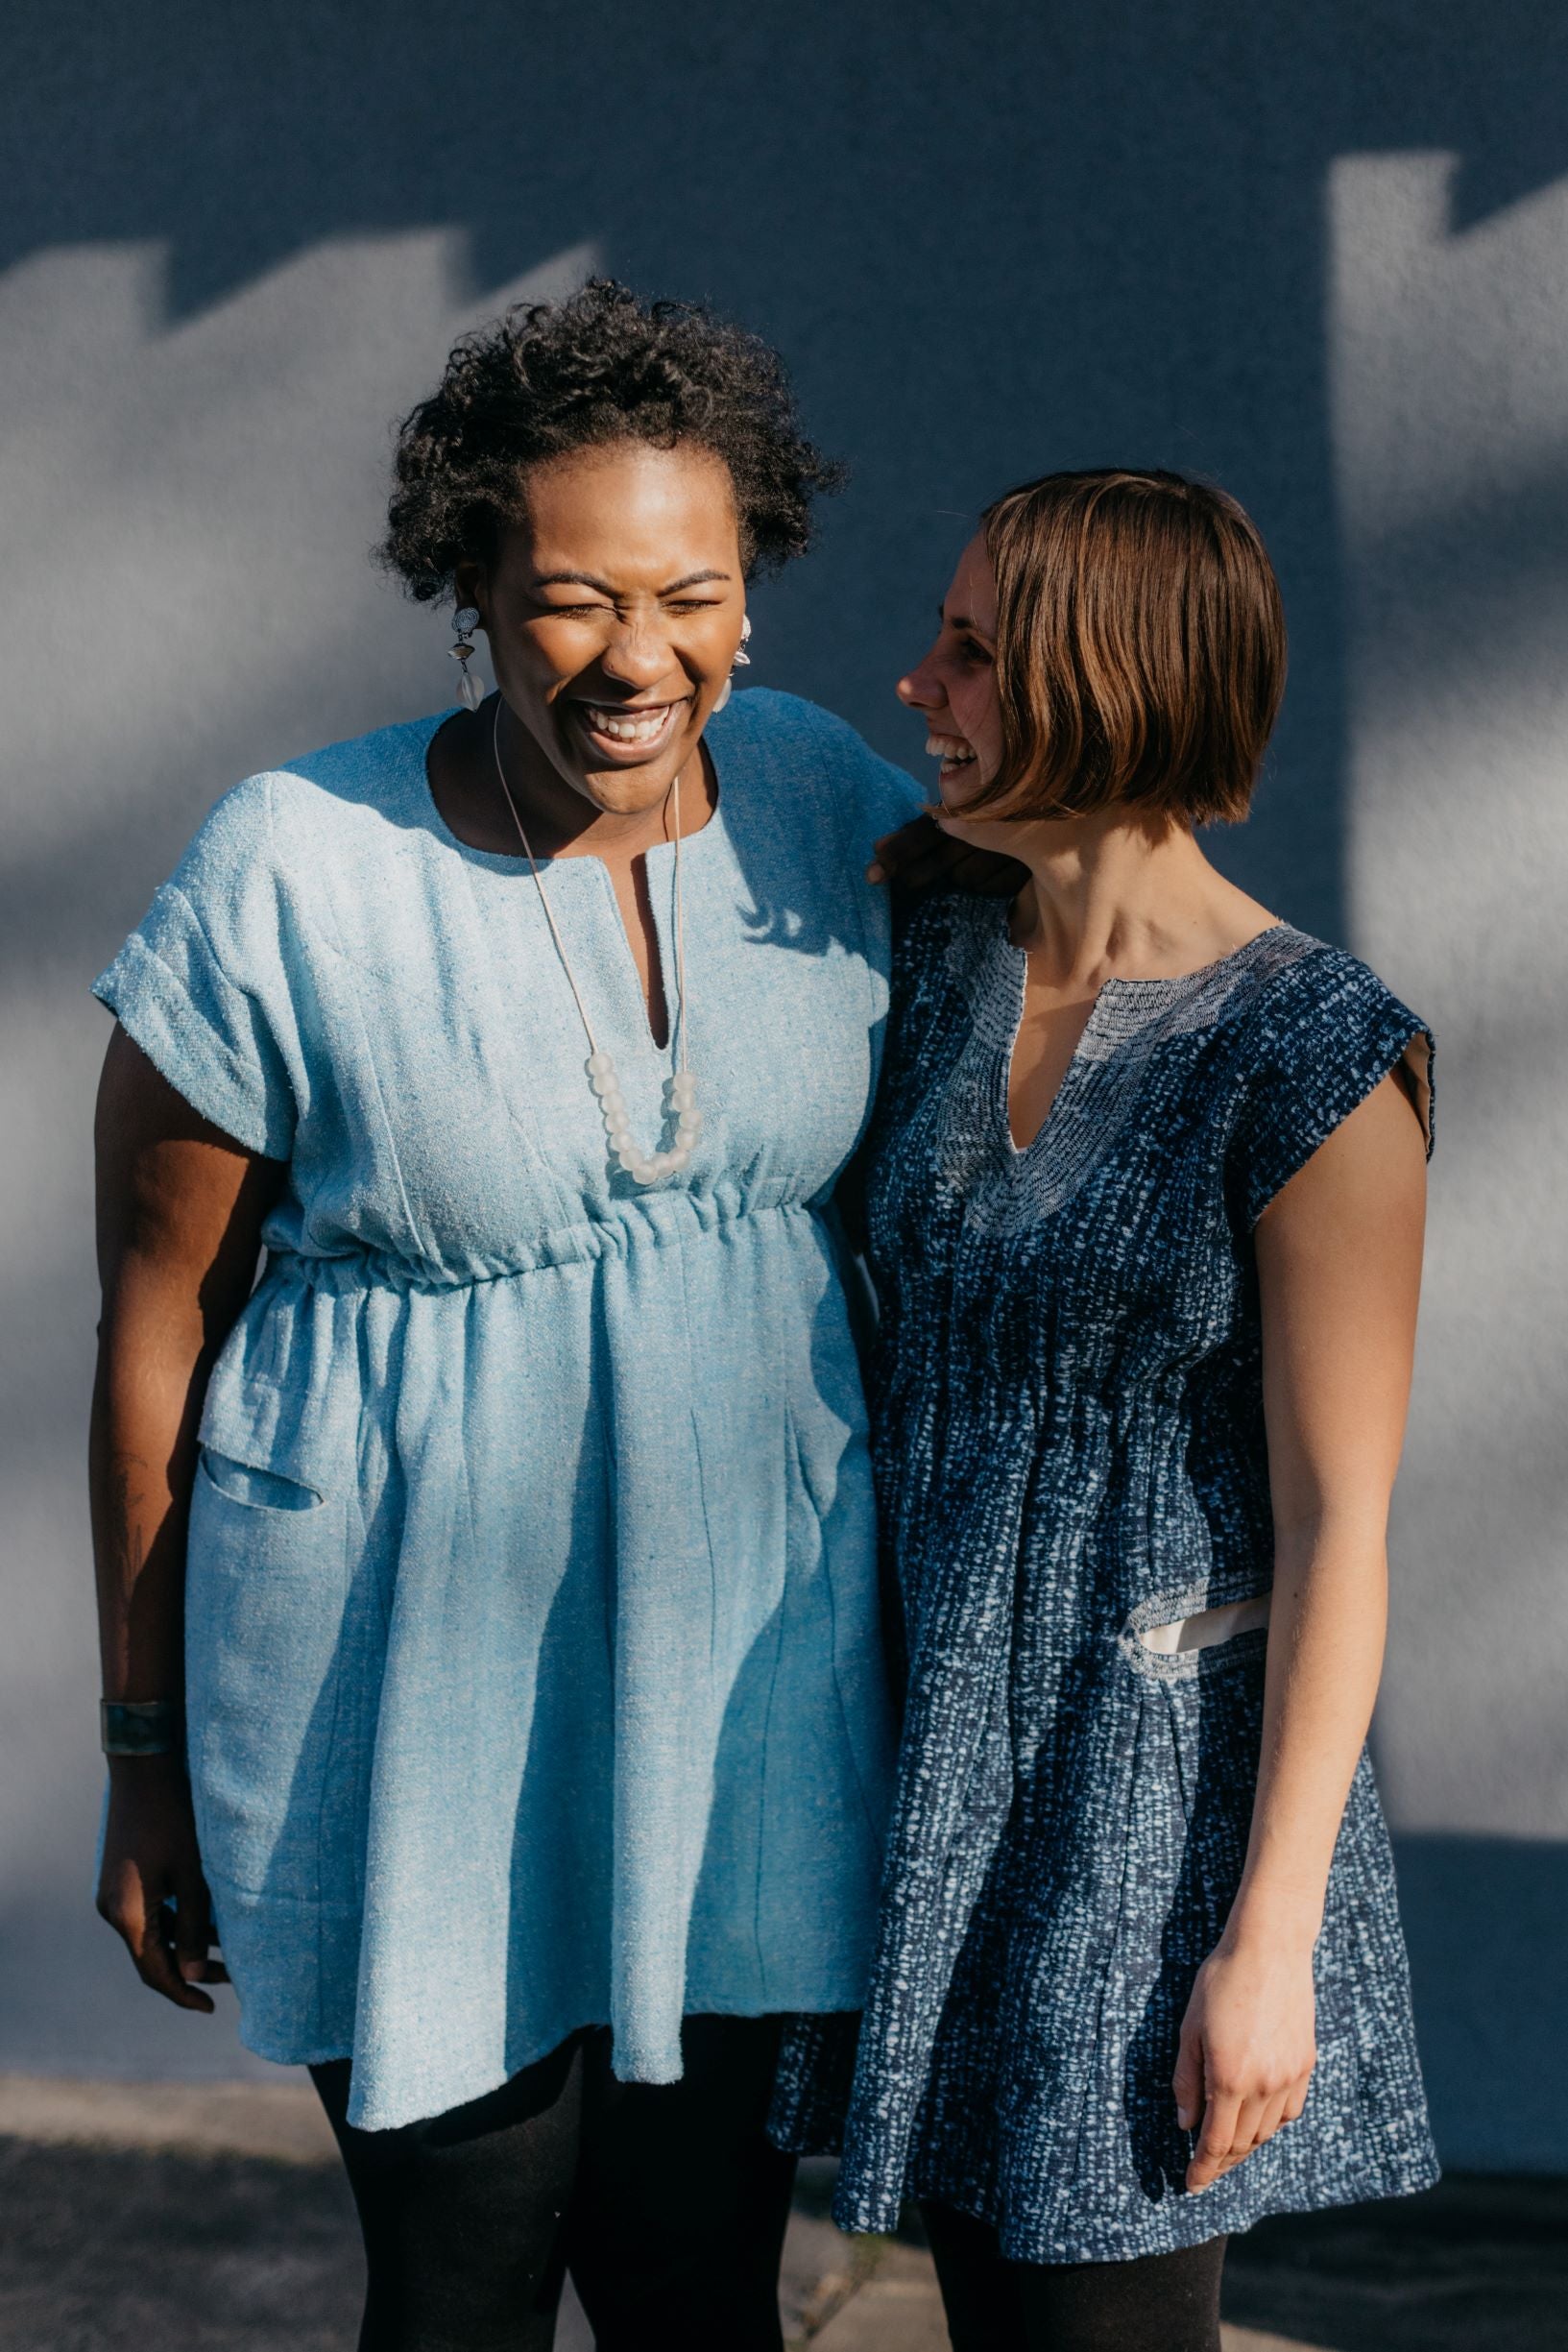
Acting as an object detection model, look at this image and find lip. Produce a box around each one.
[567,696,689,764]
[925,728,978,780]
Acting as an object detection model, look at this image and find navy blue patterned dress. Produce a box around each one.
[773,898,1439,2263]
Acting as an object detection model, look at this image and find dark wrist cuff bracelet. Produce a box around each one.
[100,1699,182,1757]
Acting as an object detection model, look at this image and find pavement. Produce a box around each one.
[1,2074,1564,2350]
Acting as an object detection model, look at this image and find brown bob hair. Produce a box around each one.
[969,468,1287,825]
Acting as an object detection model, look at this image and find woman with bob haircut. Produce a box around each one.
[787,470,1439,2348]
[88,281,925,2350]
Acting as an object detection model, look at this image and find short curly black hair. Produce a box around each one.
[381,279,844,603]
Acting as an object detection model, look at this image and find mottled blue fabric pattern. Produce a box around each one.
[93,689,919,2132]
[775,898,1439,2261]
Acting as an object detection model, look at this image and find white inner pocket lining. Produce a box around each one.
[1138,1592,1271,1656]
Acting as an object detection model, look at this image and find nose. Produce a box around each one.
[598,616,675,691]
[897,651,943,712]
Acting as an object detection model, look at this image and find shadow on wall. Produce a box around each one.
[1394,1835,1568,2172]
[6,0,1567,951]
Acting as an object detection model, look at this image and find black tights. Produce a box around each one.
[923,2200,1227,2352]
[313,2015,796,2352]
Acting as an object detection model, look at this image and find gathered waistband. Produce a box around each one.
[259,1192,837,1298]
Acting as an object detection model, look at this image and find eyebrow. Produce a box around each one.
[939,601,993,638]
[532,568,734,596]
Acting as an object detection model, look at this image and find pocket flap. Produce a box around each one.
[200,1449,325,1510]
[197,1277,358,1501]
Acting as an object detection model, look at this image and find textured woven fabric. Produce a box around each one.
[93,689,919,2131]
[774,896,1439,2261]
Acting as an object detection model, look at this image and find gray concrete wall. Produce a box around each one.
[2,4,1563,2165]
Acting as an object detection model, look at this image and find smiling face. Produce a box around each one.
[457,439,747,817]
[896,532,1007,841]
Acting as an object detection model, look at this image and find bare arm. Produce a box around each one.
[1176,1066,1428,2191]
[91,1027,282,2009]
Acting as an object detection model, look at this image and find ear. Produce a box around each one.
[453,560,487,622]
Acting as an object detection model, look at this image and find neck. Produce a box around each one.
[994,808,1265,987]
[491,698,687,861]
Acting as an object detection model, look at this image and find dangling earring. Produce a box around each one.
[449,607,486,712]
[712,614,752,715]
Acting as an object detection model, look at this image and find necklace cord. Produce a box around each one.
[489,699,688,1071]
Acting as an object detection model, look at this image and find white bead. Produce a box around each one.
[587,1051,615,1079]
[666,1146,691,1172]
[670,1074,697,1107]
[599,1090,626,1121]
[608,1127,634,1152]
[632,1160,659,1184]
[615,1146,640,1174]
[676,1108,704,1136]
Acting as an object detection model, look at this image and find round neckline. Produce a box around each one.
[414,704,728,877]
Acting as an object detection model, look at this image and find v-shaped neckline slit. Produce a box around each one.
[417,709,727,1067]
[989,906,1291,1163]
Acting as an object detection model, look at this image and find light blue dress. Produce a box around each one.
[93,688,919,2130]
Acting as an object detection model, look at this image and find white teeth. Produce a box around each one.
[925,732,976,764]
[583,704,674,743]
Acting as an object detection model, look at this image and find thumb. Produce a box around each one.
[1172,2025,1205,2134]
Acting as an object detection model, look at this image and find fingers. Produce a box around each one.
[174,1869,227,1991]
[1184,2072,1312,2194]
[98,1864,216,2012]
[1187,2087,1244,2194]
[1172,2027,1204,2135]
[1250,2089,1291,2154]
[866,816,946,888]
[139,1905,216,2011]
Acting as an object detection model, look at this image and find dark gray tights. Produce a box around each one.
[314,2015,796,2352]
[922,2199,1227,2352]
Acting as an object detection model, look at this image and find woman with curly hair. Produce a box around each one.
[88,281,922,2349]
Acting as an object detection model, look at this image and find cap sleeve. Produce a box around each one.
[91,775,298,1159]
[1233,949,1434,1229]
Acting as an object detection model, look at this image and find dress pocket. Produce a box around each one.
[199,1450,325,1512]
[186,1447,369,1908]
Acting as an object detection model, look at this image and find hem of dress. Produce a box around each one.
[833,2146,1443,2264]
[229,1988,872,2133]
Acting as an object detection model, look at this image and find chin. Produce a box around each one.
[581,751,690,812]
[580,767,673,812]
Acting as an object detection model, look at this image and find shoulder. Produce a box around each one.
[172,714,441,901]
[710,688,923,831]
[1225,930,1434,1223]
[1232,929,1429,1073]
[709,685,869,764]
